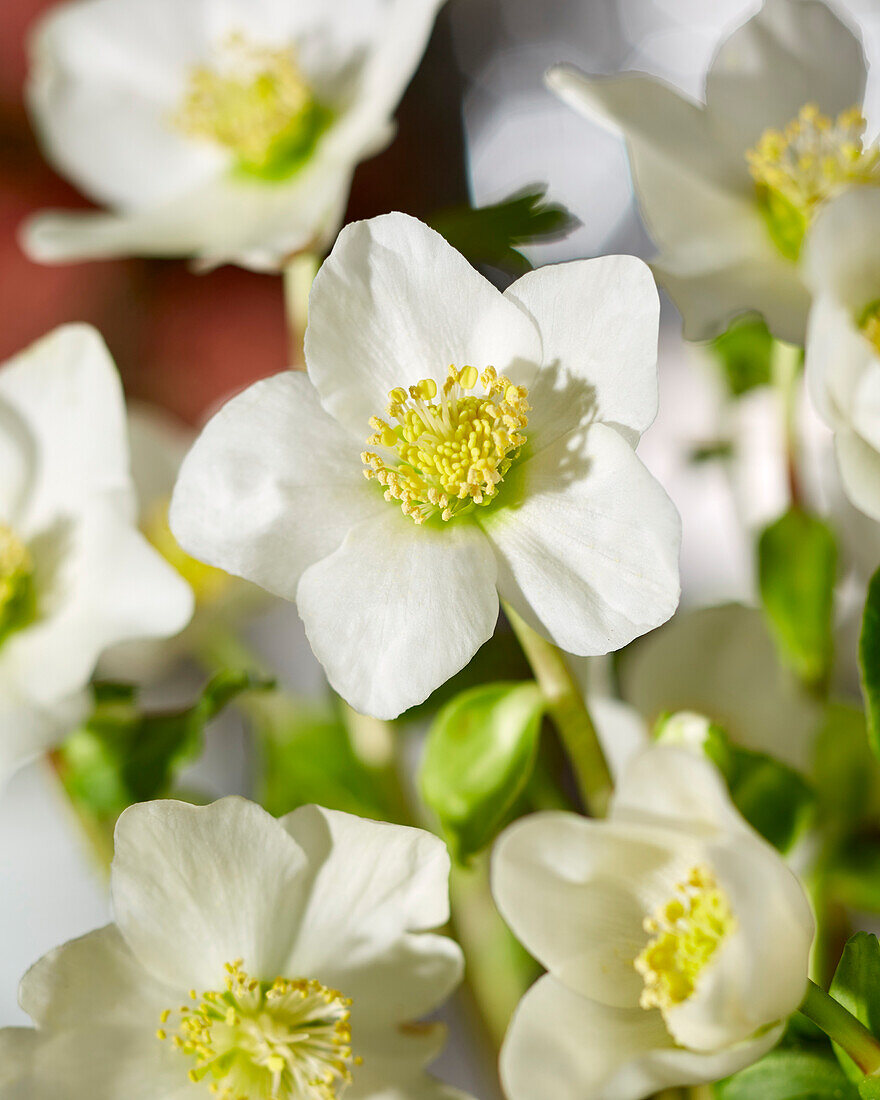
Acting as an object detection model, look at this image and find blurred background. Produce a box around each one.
[2,0,880,1092]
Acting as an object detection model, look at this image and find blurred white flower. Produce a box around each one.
[0,326,192,782]
[621,603,821,772]
[21,0,446,271]
[6,797,468,1100]
[170,213,681,719]
[804,186,880,521]
[548,0,872,344]
[492,744,814,1100]
[100,404,263,682]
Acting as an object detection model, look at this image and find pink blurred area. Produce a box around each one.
[0,0,466,424]
[0,0,290,424]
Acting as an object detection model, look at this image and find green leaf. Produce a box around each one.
[826,842,880,914]
[428,187,577,274]
[860,568,880,760]
[708,314,775,397]
[419,682,545,862]
[831,934,880,1083]
[661,717,815,852]
[59,670,273,816]
[758,508,837,687]
[813,704,873,836]
[715,1048,859,1099]
[723,744,814,852]
[257,695,392,822]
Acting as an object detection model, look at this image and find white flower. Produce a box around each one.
[548,0,872,344]
[622,604,821,772]
[0,326,193,781]
[5,797,469,1100]
[492,744,814,1100]
[100,403,263,682]
[804,186,880,521]
[169,212,682,719]
[21,0,446,271]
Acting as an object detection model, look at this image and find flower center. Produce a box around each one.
[634,866,735,1013]
[143,497,232,607]
[0,524,36,648]
[361,365,530,525]
[746,104,879,261]
[858,300,880,355]
[173,33,333,181]
[159,961,358,1100]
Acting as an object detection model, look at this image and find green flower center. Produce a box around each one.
[858,299,880,355]
[173,33,334,182]
[159,960,358,1100]
[0,524,36,649]
[634,865,735,1013]
[746,103,879,261]
[361,365,530,525]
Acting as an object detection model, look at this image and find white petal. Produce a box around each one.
[500,975,671,1100]
[170,371,383,601]
[3,498,193,704]
[481,422,680,656]
[665,834,812,1051]
[19,925,177,1029]
[0,325,130,532]
[835,426,880,522]
[654,245,809,347]
[705,0,867,157]
[28,0,221,212]
[296,510,498,719]
[0,1028,38,1099]
[0,693,88,787]
[804,187,880,309]
[590,696,651,783]
[500,974,783,1100]
[304,213,542,436]
[111,798,310,989]
[610,744,748,836]
[621,603,820,772]
[804,295,870,429]
[545,66,809,343]
[280,805,461,1024]
[22,161,354,271]
[492,812,685,1008]
[31,1025,192,1100]
[126,403,193,514]
[504,256,659,446]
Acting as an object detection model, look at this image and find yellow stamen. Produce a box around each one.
[746,104,880,260]
[160,960,357,1100]
[174,32,333,181]
[0,524,35,646]
[362,364,530,525]
[634,866,735,1013]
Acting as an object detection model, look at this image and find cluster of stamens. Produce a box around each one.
[361,365,530,525]
[746,104,880,259]
[158,960,358,1100]
[0,523,35,646]
[858,300,880,355]
[174,33,329,178]
[634,866,735,1013]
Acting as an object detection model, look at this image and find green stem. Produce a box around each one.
[282,251,320,368]
[799,979,880,1075]
[503,601,612,817]
[770,338,804,508]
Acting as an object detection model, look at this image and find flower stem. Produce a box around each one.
[770,338,804,508]
[282,251,320,368]
[799,979,880,1075]
[503,602,612,817]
